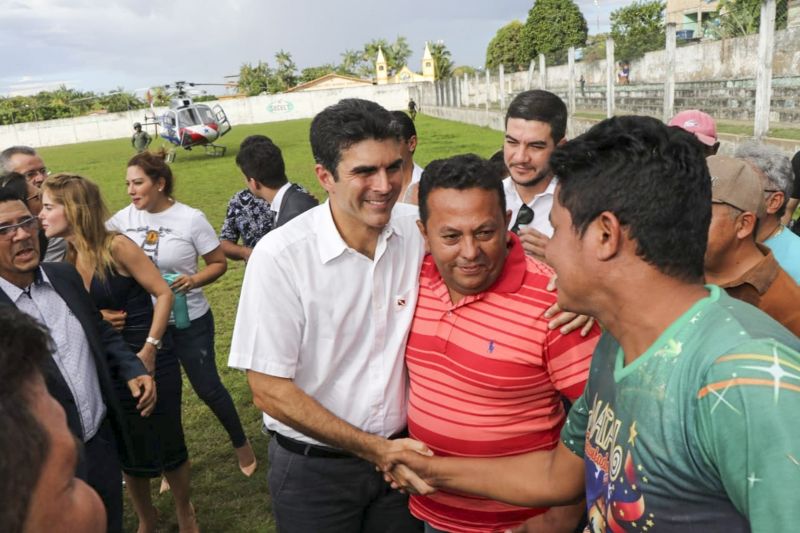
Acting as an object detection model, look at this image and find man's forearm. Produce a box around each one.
[247,371,395,464]
[412,442,585,508]
[220,240,251,262]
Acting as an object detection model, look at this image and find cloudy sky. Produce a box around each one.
[1,0,625,96]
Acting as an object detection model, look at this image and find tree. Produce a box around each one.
[521,0,588,64]
[452,65,478,77]
[610,0,665,61]
[274,49,298,91]
[337,36,414,79]
[486,20,529,71]
[582,33,608,62]
[707,0,788,38]
[238,61,272,96]
[429,41,454,80]
[299,64,337,83]
[339,49,362,76]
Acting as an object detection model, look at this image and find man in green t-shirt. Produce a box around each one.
[382,116,800,532]
[131,122,151,152]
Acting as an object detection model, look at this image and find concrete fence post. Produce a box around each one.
[499,64,506,110]
[539,54,547,89]
[568,47,576,115]
[463,73,470,107]
[527,59,535,90]
[754,0,776,139]
[605,37,615,118]
[475,72,481,108]
[663,23,677,122]
[452,77,459,107]
[485,69,491,112]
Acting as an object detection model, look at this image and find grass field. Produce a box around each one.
[37,114,504,532]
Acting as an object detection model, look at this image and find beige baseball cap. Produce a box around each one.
[707,155,762,214]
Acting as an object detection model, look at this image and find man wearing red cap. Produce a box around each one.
[668,109,719,156]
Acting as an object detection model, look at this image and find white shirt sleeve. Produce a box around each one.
[189,208,221,257]
[106,209,125,232]
[227,243,304,377]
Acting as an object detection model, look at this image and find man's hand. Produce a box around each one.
[371,437,431,466]
[100,309,127,331]
[385,463,437,495]
[518,227,550,263]
[127,374,156,416]
[136,342,157,374]
[543,275,596,336]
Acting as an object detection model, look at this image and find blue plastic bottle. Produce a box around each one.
[162,273,192,329]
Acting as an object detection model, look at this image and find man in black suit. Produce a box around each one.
[235,135,318,230]
[0,189,155,533]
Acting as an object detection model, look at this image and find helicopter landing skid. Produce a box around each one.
[204,144,227,157]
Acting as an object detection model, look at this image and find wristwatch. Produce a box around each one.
[145,336,162,349]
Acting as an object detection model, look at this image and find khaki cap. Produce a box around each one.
[707,155,762,214]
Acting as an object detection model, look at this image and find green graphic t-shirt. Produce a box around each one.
[561,285,800,532]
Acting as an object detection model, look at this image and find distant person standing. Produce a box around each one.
[579,74,585,96]
[408,98,417,121]
[131,123,152,153]
[235,135,317,230]
[219,136,277,263]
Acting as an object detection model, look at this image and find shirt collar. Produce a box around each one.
[718,244,780,295]
[315,200,402,264]
[503,176,558,205]
[270,182,293,217]
[0,266,47,300]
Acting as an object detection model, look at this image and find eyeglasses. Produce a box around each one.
[0,217,38,240]
[23,167,50,180]
[712,200,744,212]
[511,204,534,234]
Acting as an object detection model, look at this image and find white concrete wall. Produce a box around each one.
[421,105,800,155]
[0,83,417,149]
[545,26,800,86]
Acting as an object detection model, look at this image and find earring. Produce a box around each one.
[159,188,163,192]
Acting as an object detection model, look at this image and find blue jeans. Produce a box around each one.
[170,310,247,448]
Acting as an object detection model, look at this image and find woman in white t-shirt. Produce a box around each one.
[108,150,257,479]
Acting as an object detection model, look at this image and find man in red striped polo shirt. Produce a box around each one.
[405,154,600,533]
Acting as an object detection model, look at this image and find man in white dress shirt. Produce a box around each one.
[503,90,568,263]
[229,98,427,532]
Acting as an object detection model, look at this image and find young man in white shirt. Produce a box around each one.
[229,98,428,532]
[503,90,568,263]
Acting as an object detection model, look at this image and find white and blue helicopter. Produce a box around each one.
[144,81,232,158]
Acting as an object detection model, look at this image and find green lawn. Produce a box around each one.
[38,113,504,532]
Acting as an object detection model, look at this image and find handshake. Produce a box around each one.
[372,437,438,495]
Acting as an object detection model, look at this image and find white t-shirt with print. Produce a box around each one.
[107,201,220,321]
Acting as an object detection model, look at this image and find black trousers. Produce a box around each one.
[76,419,123,533]
[267,437,423,533]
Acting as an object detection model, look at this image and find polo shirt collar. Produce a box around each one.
[719,244,780,296]
[316,200,402,264]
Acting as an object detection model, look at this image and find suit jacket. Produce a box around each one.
[0,262,145,460]
[276,183,319,228]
